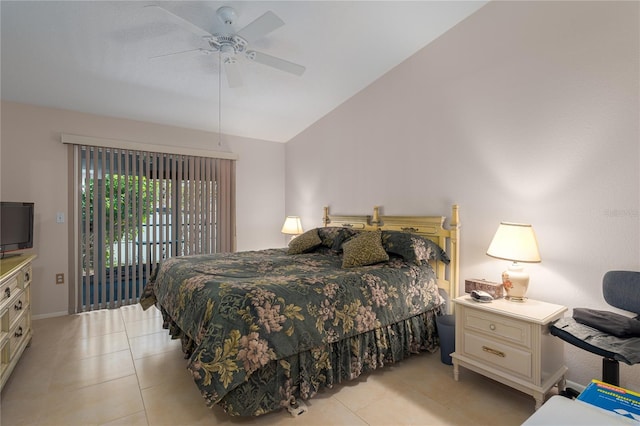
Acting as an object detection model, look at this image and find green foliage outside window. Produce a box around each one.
[81,174,156,269]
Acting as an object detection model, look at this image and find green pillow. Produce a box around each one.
[331,228,361,252]
[381,230,450,265]
[316,227,343,249]
[287,228,322,254]
[342,230,389,268]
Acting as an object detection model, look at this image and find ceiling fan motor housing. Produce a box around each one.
[207,34,247,55]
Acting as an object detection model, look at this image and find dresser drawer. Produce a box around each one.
[0,308,7,345]
[464,308,532,348]
[22,264,33,286]
[464,331,533,379]
[9,313,28,360]
[0,337,8,376]
[8,290,27,328]
[0,276,19,308]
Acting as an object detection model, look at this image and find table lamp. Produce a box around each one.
[486,222,541,302]
[281,216,303,241]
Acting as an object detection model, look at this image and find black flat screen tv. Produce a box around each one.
[0,202,34,257]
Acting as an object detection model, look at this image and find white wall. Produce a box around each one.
[227,135,286,251]
[0,101,285,317]
[285,1,640,389]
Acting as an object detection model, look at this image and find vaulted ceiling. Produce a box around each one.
[1,1,487,142]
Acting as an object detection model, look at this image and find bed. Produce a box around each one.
[140,205,460,416]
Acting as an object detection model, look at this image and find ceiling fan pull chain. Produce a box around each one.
[218,50,222,147]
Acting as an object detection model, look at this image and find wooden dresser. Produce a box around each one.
[0,254,35,391]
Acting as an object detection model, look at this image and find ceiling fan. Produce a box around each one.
[146,4,306,87]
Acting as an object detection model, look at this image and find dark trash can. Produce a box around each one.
[435,314,455,365]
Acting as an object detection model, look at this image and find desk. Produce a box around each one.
[522,396,637,425]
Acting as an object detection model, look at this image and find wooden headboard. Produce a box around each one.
[322,205,460,311]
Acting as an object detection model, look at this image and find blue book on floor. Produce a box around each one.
[577,379,640,422]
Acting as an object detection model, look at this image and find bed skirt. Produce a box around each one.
[158,306,441,416]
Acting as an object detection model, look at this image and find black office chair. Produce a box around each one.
[550,270,640,389]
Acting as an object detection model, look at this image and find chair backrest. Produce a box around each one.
[603,270,640,315]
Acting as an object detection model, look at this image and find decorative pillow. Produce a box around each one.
[381,230,450,265]
[331,228,361,252]
[287,228,322,254]
[316,227,344,249]
[342,230,389,268]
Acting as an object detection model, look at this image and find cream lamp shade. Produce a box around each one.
[486,222,541,302]
[281,216,303,236]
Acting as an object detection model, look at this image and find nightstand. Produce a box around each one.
[452,295,567,409]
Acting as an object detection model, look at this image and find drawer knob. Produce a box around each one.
[14,326,23,338]
[489,324,496,331]
[4,288,10,299]
[14,300,23,310]
[482,345,505,358]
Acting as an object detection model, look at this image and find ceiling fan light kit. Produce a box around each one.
[147,4,306,87]
[216,6,237,25]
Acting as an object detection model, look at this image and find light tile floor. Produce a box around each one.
[1,304,539,425]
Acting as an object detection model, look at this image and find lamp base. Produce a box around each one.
[502,262,530,302]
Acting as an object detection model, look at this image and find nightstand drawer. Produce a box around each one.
[464,331,532,379]
[464,308,532,348]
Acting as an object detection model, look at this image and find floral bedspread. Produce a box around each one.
[140,247,442,410]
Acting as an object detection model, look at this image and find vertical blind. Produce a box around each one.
[70,144,236,313]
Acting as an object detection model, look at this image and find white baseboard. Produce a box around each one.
[32,311,68,320]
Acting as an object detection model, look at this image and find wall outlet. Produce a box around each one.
[55,273,64,285]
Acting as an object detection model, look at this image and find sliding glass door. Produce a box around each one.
[71,145,235,312]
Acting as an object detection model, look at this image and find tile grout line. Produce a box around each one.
[121,306,152,426]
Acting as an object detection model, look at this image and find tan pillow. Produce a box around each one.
[342,230,389,268]
[287,228,322,254]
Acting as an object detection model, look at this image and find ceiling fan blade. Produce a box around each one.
[223,59,243,88]
[149,48,213,60]
[236,11,284,43]
[246,51,306,76]
[145,5,212,38]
